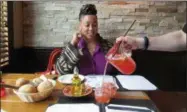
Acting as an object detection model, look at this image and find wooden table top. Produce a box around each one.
[1,73,150,112]
[146,91,187,112]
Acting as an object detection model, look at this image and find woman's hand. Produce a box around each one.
[70,32,82,46]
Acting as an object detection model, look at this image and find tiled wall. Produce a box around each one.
[22,1,186,47]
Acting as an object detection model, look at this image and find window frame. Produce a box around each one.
[1,1,13,70]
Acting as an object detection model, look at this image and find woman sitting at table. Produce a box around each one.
[55,4,118,75]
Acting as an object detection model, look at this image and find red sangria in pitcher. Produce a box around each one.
[106,42,136,75]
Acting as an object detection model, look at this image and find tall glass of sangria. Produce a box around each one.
[94,78,117,104]
[94,86,111,104]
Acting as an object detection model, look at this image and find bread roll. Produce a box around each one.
[18,84,37,93]
[37,80,53,92]
[32,78,43,86]
[16,78,30,87]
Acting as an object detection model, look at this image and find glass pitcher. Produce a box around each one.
[106,42,136,75]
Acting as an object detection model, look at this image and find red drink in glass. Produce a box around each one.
[0,88,6,97]
[95,87,110,104]
[0,81,6,97]
[95,94,110,103]
[102,82,117,98]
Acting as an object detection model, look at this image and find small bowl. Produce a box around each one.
[13,79,56,103]
[63,85,92,97]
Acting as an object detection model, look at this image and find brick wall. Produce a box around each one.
[23,1,186,47]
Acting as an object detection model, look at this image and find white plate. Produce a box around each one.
[57,74,85,84]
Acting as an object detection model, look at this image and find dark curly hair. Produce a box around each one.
[79,4,97,21]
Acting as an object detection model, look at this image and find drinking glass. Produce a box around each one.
[102,79,117,98]
[0,81,6,97]
[94,77,117,104]
[94,86,111,104]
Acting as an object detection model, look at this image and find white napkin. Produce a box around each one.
[85,75,119,88]
[116,75,157,90]
[46,103,99,112]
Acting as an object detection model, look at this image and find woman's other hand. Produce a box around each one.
[70,32,82,46]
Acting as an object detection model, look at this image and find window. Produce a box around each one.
[0,1,9,67]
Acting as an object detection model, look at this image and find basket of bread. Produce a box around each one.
[13,75,56,102]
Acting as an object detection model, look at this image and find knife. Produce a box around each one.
[107,104,154,112]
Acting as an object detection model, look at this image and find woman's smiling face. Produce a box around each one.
[79,15,98,41]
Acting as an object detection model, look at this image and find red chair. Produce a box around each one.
[36,48,62,75]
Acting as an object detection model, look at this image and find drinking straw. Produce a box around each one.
[113,20,136,57]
